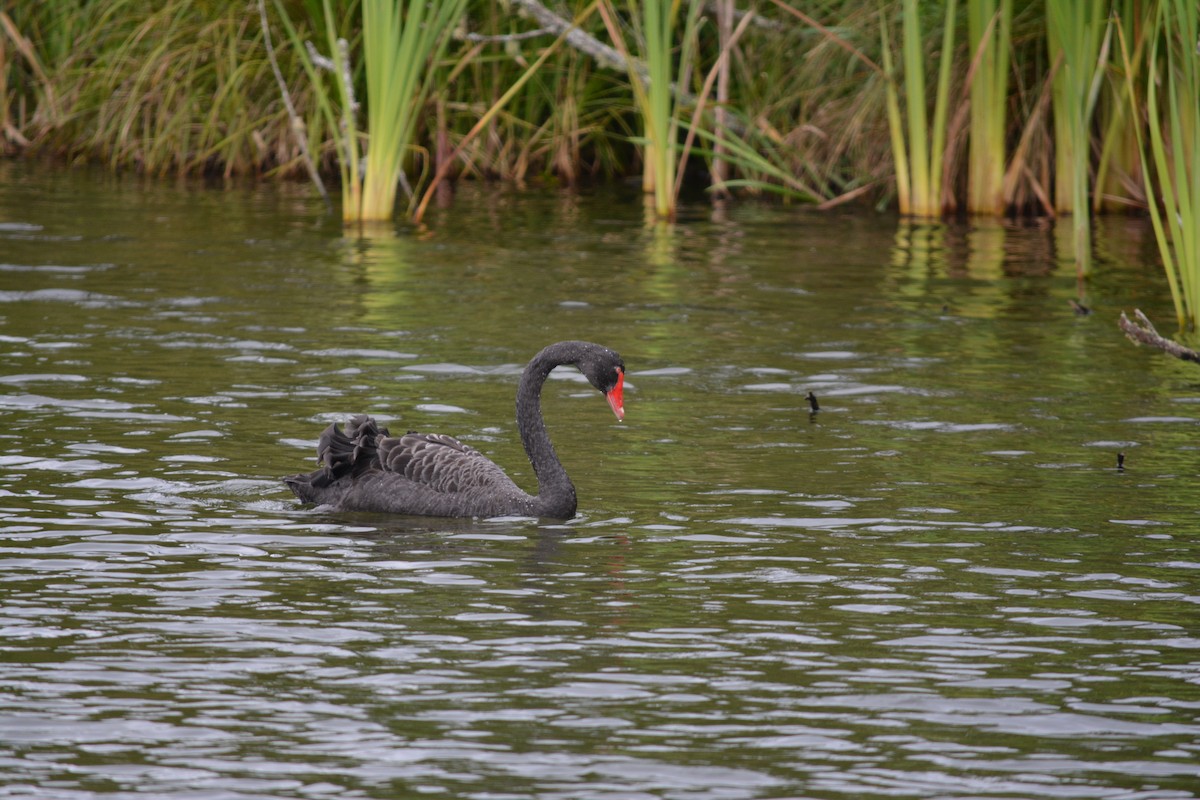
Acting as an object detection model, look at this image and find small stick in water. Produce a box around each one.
[805,391,820,413]
[1119,309,1200,364]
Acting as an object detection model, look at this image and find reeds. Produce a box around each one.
[966,0,1011,215]
[1121,0,1200,330]
[880,0,955,217]
[3,1,321,175]
[1046,0,1107,275]
[600,0,704,220]
[270,0,468,223]
[359,0,467,221]
[0,0,1197,280]
[1094,0,1146,213]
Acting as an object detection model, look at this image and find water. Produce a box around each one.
[1,162,1199,799]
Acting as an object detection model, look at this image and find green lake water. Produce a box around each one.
[1,161,1198,799]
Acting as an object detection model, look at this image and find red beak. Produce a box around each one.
[606,369,625,421]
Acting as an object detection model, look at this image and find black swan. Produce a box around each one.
[284,340,625,518]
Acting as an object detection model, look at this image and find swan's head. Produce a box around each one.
[578,345,625,422]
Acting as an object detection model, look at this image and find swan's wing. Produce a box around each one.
[310,414,390,488]
[377,432,520,495]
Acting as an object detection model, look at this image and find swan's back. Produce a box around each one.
[284,414,534,517]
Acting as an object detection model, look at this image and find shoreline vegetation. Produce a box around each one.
[2,1,1198,330]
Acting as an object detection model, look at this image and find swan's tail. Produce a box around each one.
[284,414,391,503]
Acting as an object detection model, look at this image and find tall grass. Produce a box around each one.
[412,0,607,223]
[1121,1,1200,330]
[271,0,467,223]
[270,0,360,214]
[1046,0,1107,275]
[0,10,62,142]
[0,0,1196,292]
[7,5,404,175]
[1094,0,1146,213]
[880,0,955,217]
[358,0,467,221]
[966,0,1011,215]
[3,1,325,175]
[600,0,703,220]
[433,1,634,187]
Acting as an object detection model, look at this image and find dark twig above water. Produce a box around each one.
[1118,309,1200,365]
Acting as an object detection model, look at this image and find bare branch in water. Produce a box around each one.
[1118,310,1200,365]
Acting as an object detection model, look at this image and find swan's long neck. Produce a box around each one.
[515,342,579,518]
